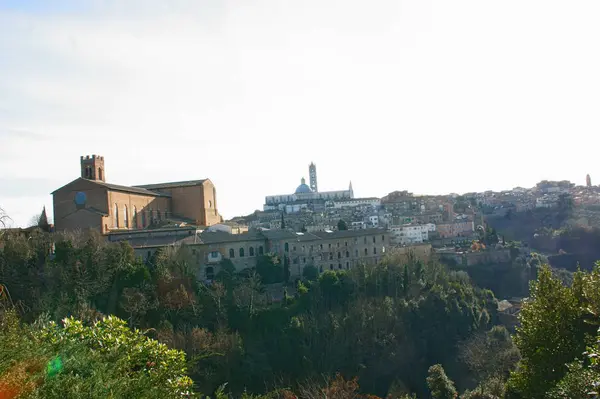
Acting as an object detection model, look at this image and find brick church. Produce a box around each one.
[52,155,222,233]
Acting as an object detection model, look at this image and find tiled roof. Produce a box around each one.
[134,179,207,190]
[95,181,171,197]
[51,178,171,197]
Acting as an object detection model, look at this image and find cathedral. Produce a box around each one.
[52,155,222,233]
[264,162,354,212]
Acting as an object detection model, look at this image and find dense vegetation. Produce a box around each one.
[2,225,600,397]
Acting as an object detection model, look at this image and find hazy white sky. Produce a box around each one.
[1,0,599,227]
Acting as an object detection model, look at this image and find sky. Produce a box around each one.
[1,0,600,227]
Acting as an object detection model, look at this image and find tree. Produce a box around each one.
[426,364,457,399]
[507,265,592,398]
[256,254,283,284]
[0,206,10,228]
[337,219,348,231]
[0,311,193,398]
[302,264,319,281]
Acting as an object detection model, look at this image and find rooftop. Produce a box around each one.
[134,179,207,190]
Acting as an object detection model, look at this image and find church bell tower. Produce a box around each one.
[309,162,318,192]
[80,154,105,182]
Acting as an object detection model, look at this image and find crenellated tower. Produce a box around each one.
[80,154,105,182]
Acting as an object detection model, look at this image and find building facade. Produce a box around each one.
[52,155,222,233]
[389,223,436,245]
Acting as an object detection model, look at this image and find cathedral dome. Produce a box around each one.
[295,177,312,194]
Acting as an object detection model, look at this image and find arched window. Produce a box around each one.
[123,205,129,228]
[249,247,255,257]
[229,248,235,258]
[114,203,119,227]
[133,206,138,228]
[206,266,214,280]
[239,248,245,257]
[258,246,264,255]
[141,208,147,227]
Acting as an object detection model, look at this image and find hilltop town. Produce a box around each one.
[36,155,596,284]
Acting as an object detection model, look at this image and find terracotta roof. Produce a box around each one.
[134,179,207,190]
[51,178,170,197]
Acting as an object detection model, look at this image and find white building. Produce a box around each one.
[332,197,380,209]
[389,223,436,245]
[264,163,354,211]
[536,194,558,208]
[368,215,379,228]
[351,221,367,230]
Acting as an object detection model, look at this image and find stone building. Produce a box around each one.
[121,227,389,281]
[52,155,222,233]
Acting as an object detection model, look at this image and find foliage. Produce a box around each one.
[426,364,457,399]
[337,220,348,231]
[0,309,193,398]
[507,265,596,398]
[0,229,499,397]
[256,253,283,284]
[302,265,319,281]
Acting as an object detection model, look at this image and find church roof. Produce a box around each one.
[134,179,208,190]
[51,178,171,197]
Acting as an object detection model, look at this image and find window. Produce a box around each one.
[329,253,333,260]
[148,208,153,224]
[133,206,138,228]
[319,244,323,250]
[337,242,340,248]
[337,252,341,259]
[303,257,306,263]
[141,208,146,227]
[374,247,377,254]
[330,264,334,270]
[338,264,342,269]
[208,200,212,208]
[98,168,103,181]
[373,236,376,243]
[328,243,331,249]
[320,266,323,273]
[123,205,129,228]
[364,248,368,255]
[285,243,289,252]
[355,249,359,257]
[293,246,296,251]
[114,203,119,227]
[345,241,348,247]
[346,251,349,258]
[259,246,264,255]
[239,248,245,257]
[206,266,214,280]
[346,262,349,269]
[229,248,235,258]
[157,208,161,221]
[249,247,255,256]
